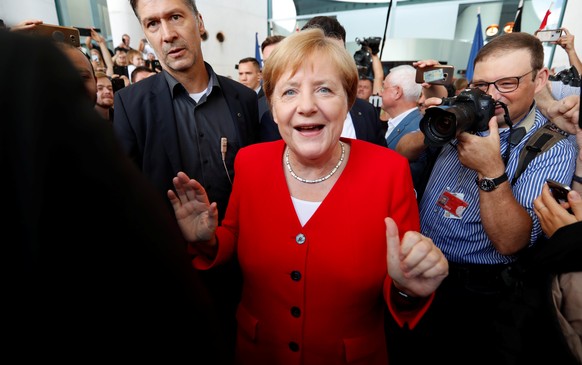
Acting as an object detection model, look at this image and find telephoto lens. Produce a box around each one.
[419,88,496,147]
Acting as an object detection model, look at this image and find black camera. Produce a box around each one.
[356,37,381,55]
[353,37,381,78]
[419,88,496,147]
[111,77,126,93]
[549,66,581,87]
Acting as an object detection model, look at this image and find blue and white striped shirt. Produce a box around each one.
[419,108,577,264]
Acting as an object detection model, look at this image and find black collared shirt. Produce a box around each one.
[164,63,238,221]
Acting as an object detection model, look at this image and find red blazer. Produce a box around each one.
[192,138,430,365]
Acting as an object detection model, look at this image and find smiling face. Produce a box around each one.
[263,29,357,165]
[96,76,114,108]
[271,53,349,162]
[135,0,205,77]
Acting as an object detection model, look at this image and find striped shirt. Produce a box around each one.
[419,108,577,264]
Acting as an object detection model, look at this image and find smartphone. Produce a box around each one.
[113,65,129,78]
[535,29,563,42]
[547,178,572,204]
[111,78,126,93]
[76,27,101,37]
[415,65,454,85]
[28,24,80,47]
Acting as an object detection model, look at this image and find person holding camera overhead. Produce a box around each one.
[392,31,577,365]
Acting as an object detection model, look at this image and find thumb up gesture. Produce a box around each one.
[385,217,448,297]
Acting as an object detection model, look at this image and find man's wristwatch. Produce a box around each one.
[476,173,508,192]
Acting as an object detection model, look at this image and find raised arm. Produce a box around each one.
[90,28,114,77]
[556,28,582,74]
[372,53,384,95]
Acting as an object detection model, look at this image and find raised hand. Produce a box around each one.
[385,217,448,298]
[167,171,218,243]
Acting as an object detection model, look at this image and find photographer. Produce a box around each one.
[392,32,577,365]
[354,37,384,96]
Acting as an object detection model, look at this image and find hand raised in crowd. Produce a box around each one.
[168,171,219,244]
[546,94,580,134]
[89,27,106,44]
[556,27,576,53]
[534,183,582,237]
[413,59,449,98]
[9,19,42,32]
[385,217,448,298]
[545,94,582,166]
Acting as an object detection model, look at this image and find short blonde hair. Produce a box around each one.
[262,28,358,110]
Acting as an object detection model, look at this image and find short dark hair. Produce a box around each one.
[261,35,285,52]
[131,65,155,83]
[114,47,128,54]
[474,32,544,78]
[358,75,373,85]
[238,57,261,71]
[301,16,346,43]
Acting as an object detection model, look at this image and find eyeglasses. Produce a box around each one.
[469,69,535,93]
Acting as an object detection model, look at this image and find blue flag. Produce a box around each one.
[466,13,483,82]
[255,32,263,68]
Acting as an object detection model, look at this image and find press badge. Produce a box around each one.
[437,191,468,219]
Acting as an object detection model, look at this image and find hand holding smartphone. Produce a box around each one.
[546,178,573,214]
[27,24,80,47]
[535,29,564,42]
[415,65,454,85]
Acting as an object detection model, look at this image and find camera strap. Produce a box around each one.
[503,103,537,166]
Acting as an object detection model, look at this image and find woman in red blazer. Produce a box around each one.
[169,28,448,365]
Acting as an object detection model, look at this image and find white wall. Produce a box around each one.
[106,0,144,50]
[198,0,268,78]
[1,0,59,25]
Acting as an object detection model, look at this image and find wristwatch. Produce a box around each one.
[476,173,508,192]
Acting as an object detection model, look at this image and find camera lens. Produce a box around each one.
[434,113,455,136]
[420,105,476,147]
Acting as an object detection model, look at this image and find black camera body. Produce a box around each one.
[353,37,381,79]
[549,66,581,87]
[356,37,381,55]
[419,88,496,147]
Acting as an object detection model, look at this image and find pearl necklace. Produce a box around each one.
[285,142,345,184]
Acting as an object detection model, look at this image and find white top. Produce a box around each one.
[341,112,357,139]
[291,196,321,226]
